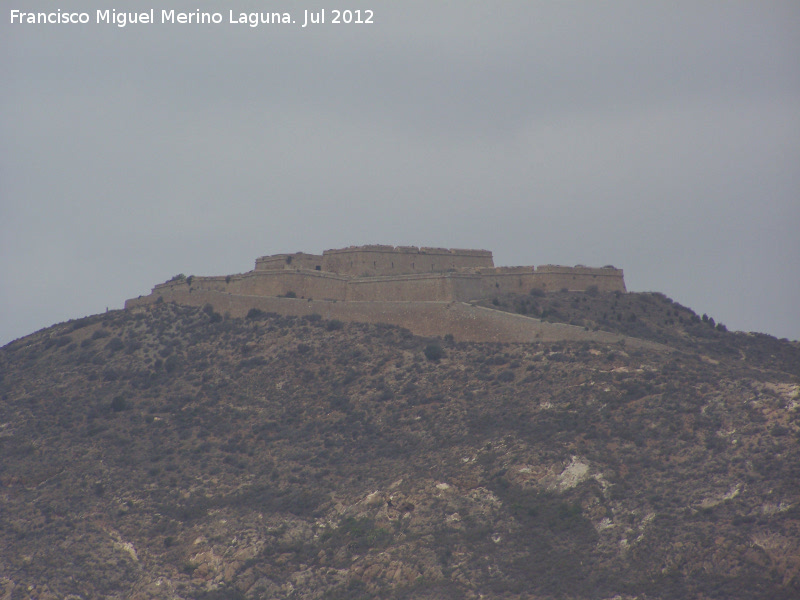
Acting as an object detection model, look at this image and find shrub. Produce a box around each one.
[284,291,297,298]
[70,316,97,331]
[771,425,789,437]
[53,336,72,348]
[106,337,124,353]
[424,343,445,362]
[164,355,180,373]
[585,285,599,296]
[485,355,508,366]
[326,319,344,331]
[202,304,222,322]
[329,396,350,411]
[110,396,129,412]
[246,308,266,320]
[530,287,545,297]
[497,370,515,383]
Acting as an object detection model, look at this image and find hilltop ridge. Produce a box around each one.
[126,246,629,345]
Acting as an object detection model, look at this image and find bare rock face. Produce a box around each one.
[1,294,798,599]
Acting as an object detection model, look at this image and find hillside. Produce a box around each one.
[475,290,800,374]
[1,294,799,599]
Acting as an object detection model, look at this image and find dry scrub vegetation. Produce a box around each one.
[0,296,798,599]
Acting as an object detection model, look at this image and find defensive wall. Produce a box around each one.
[476,265,627,297]
[149,266,624,303]
[320,245,495,277]
[128,245,629,343]
[151,246,624,302]
[255,252,324,272]
[125,288,663,350]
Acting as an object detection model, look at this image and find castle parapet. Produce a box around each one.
[321,245,494,277]
[476,266,536,275]
[131,246,625,311]
[535,264,624,276]
[255,252,323,271]
[532,264,626,292]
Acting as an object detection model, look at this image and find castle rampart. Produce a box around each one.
[530,265,625,293]
[255,252,324,271]
[142,246,624,303]
[344,272,485,302]
[125,288,664,350]
[155,269,350,302]
[321,245,494,277]
[127,245,626,342]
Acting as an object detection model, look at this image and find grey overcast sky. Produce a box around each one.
[2,1,799,345]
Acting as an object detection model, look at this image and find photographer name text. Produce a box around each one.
[9,8,374,28]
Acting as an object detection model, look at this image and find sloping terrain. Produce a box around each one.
[477,290,799,373]
[0,296,798,599]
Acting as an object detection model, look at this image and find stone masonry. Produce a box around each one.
[125,245,639,345]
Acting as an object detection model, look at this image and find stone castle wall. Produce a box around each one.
[155,270,349,301]
[255,252,324,271]
[131,246,627,343]
[345,273,486,302]
[476,265,626,297]
[529,265,626,293]
[148,246,625,305]
[320,245,494,277]
[150,268,624,304]
[125,288,662,350]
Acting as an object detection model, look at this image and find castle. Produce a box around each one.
[125,246,638,345]
[136,245,625,303]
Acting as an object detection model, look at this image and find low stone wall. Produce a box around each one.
[125,289,665,350]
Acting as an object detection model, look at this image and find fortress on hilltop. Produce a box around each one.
[136,245,625,302]
[126,245,638,345]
